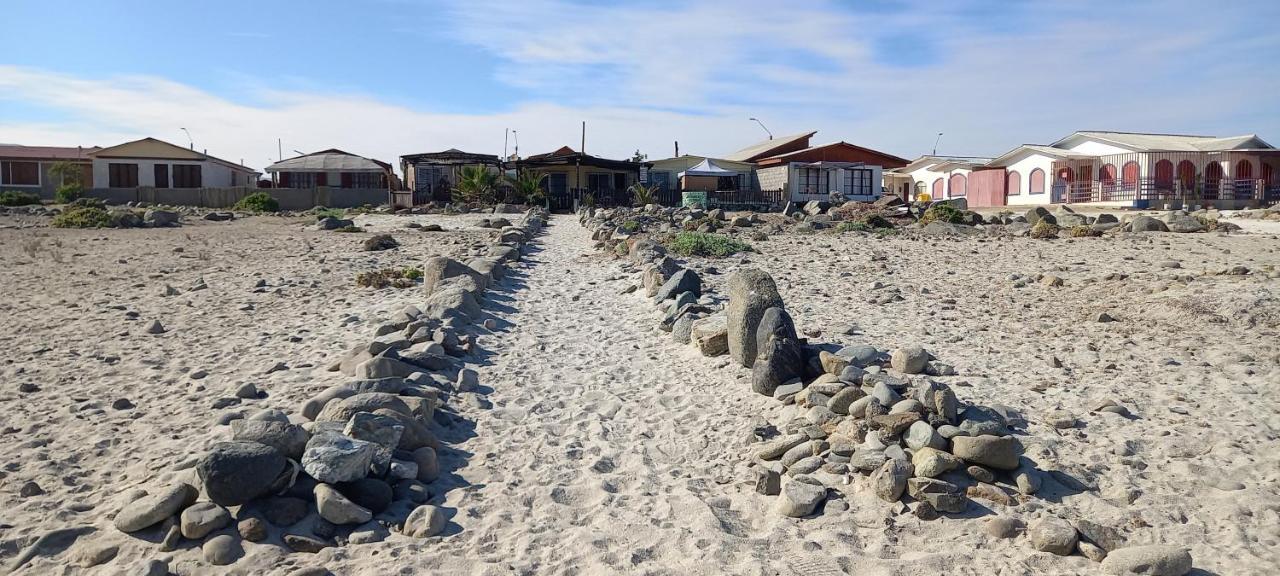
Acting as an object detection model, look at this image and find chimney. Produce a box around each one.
[675,141,679,157]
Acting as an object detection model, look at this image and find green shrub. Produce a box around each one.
[54,184,82,204]
[314,208,345,220]
[620,219,642,233]
[861,213,894,228]
[919,203,965,225]
[1030,221,1061,239]
[668,232,752,257]
[0,191,41,206]
[401,267,423,280]
[356,267,420,289]
[70,197,105,209]
[52,206,113,228]
[234,192,280,212]
[836,221,870,233]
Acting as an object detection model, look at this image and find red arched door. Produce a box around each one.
[1204,162,1223,199]
[1154,159,1174,190]
[1122,161,1139,192]
[948,173,967,197]
[1099,164,1116,200]
[1176,160,1196,189]
[931,178,943,199]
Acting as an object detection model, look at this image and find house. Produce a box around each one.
[400,149,502,204]
[985,131,1280,208]
[741,137,908,203]
[723,131,818,163]
[91,138,259,189]
[516,146,649,209]
[647,155,756,194]
[892,156,995,204]
[266,149,393,191]
[0,145,100,198]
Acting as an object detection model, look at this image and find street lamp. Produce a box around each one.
[180,127,193,149]
[932,132,943,156]
[749,117,773,140]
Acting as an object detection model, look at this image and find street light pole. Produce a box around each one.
[932,132,943,156]
[749,117,773,140]
[180,127,193,149]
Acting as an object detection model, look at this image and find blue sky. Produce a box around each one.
[2,0,1278,171]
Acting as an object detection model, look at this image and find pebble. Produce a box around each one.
[19,481,44,497]
[238,517,267,542]
[202,534,242,566]
[180,501,231,539]
[1029,516,1078,555]
[402,504,447,537]
[146,320,166,334]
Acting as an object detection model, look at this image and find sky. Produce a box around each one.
[2,0,1279,174]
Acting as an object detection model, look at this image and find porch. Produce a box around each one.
[1050,151,1280,208]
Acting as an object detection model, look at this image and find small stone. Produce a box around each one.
[1079,541,1107,562]
[951,434,1021,470]
[903,420,945,451]
[261,496,309,526]
[114,483,198,533]
[202,534,242,566]
[238,517,267,542]
[872,459,913,502]
[180,501,231,539]
[233,382,259,399]
[1096,312,1116,323]
[403,504,447,537]
[966,465,995,483]
[912,447,962,478]
[315,483,373,525]
[986,516,1024,538]
[775,476,826,517]
[146,320,166,334]
[284,534,332,553]
[19,481,44,497]
[889,346,928,374]
[111,398,135,410]
[1100,545,1192,575]
[754,466,782,495]
[1029,516,1078,556]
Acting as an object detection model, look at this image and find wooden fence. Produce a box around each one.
[88,187,389,210]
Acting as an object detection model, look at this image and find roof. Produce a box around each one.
[902,155,993,172]
[401,149,500,164]
[755,141,911,167]
[650,154,756,172]
[1053,131,1273,152]
[519,146,648,170]
[92,137,259,174]
[983,145,1093,167]
[0,144,101,160]
[724,131,817,162]
[267,149,388,173]
[678,158,743,177]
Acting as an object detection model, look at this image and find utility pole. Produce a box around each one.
[933,132,943,156]
[749,117,772,140]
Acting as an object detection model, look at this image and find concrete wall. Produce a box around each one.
[92,159,255,188]
[1002,153,1055,206]
[755,165,788,191]
[86,187,387,210]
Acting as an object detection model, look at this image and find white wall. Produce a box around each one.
[93,158,253,188]
[1002,153,1055,206]
[1061,139,1131,156]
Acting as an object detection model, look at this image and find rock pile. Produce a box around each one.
[107,207,546,569]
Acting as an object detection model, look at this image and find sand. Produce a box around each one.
[1,210,1277,575]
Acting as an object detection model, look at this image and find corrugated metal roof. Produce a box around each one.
[723,131,816,162]
[1066,131,1271,152]
[0,144,101,160]
[267,150,385,173]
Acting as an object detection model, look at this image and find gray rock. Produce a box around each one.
[403,504,447,537]
[1029,516,1079,555]
[872,458,914,502]
[422,287,482,322]
[890,346,928,374]
[959,405,1010,436]
[837,344,880,367]
[371,408,437,451]
[261,496,309,526]
[756,434,806,460]
[301,432,376,484]
[231,419,311,461]
[314,392,411,423]
[751,307,804,396]
[967,465,995,483]
[904,421,946,451]
[202,534,241,566]
[986,516,1024,538]
[180,501,231,539]
[283,534,332,553]
[754,465,781,495]
[726,269,784,368]
[671,313,699,344]
[238,517,267,542]
[336,478,393,513]
[655,269,701,301]
[144,209,179,227]
[772,380,805,403]
[343,412,404,474]
[197,442,288,507]
[301,385,356,421]
[314,483,372,525]
[114,483,198,533]
[827,386,865,415]
[413,446,440,482]
[1075,519,1126,552]
[1130,215,1169,233]
[1163,213,1204,233]
[1100,545,1192,575]
[422,256,486,296]
[775,476,826,517]
[871,381,902,406]
[951,435,1021,470]
[132,559,170,576]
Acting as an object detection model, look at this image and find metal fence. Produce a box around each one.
[1054,178,1279,205]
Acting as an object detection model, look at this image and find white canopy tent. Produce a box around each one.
[677,158,741,178]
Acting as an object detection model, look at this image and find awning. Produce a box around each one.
[678,158,740,178]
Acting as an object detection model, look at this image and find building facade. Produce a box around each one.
[400,149,502,203]
[91,138,259,190]
[0,145,99,198]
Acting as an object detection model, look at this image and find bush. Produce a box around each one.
[919,203,965,225]
[313,208,345,220]
[0,190,41,206]
[620,219,642,233]
[1069,225,1101,238]
[836,221,870,233]
[668,232,752,257]
[829,202,882,221]
[335,225,364,233]
[54,184,82,204]
[1030,221,1061,239]
[234,192,280,212]
[52,206,113,228]
[356,267,421,289]
[70,197,106,209]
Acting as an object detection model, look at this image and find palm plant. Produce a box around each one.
[507,171,548,206]
[628,182,659,207]
[453,165,499,204]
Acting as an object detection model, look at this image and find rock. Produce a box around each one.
[1026,206,1055,226]
[422,256,487,297]
[202,534,242,566]
[1079,541,1108,562]
[302,432,376,484]
[870,412,921,436]
[986,516,1024,538]
[197,441,288,507]
[1163,213,1204,233]
[870,381,901,405]
[114,483,198,533]
[839,344,881,367]
[754,466,782,495]
[958,405,1010,436]
[132,559,170,576]
[1029,516,1079,556]
[1129,215,1169,233]
[19,480,44,497]
[756,434,807,460]
[372,408,436,451]
[818,350,849,375]
[336,478,393,514]
[775,476,826,517]
[343,411,404,474]
[889,346,928,374]
[314,483,372,525]
[951,435,1021,470]
[872,459,914,502]
[912,447,962,477]
[403,504,447,537]
[144,209,179,227]
[231,419,310,461]
[1097,312,1117,323]
[1075,519,1126,552]
[73,543,119,568]
[146,320,166,334]
[655,268,701,301]
[315,392,411,423]
[690,314,729,356]
[1015,464,1043,495]
[301,385,357,420]
[284,534,332,553]
[903,421,945,451]
[751,307,804,396]
[965,482,1013,506]
[827,387,865,415]
[726,269,784,368]
[1100,545,1192,575]
[238,517,267,542]
[413,447,440,482]
[967,465,995,483]
[261,496,309,526]
[180,501,231,539]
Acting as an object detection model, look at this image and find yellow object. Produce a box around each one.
[916,192,932,202]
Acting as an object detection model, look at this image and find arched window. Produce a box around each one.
[1235,159,1253,179]
[1007,170,1021,195]
[1029,168,1045,194]
[1099,164,1116,184]
[949,173,967,197]
[1176,160,1196,188]
[931,178,943,198]
[1205,162,1223,183]
[1121,161,1139,191]
[1262,163,1274,185]
[1154,159,1174,188]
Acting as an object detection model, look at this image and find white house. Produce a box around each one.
[91,137,259,189]
[895,156,993,201]
[987,131,1279,208]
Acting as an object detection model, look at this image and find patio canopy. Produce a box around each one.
[678,158,741,178]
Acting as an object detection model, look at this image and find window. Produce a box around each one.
[172,164,202,188]
[650,171,671,192]
[1176,160,1196,188]
[109,163,139,188]
[1,161,40,186]
[1154,159,1174,187]
[842,168,873,196]
[1099,164,1116,185]
[931,178,943,198]
[1121,162,1139,190]
[948,173,966,197]
[154,164,169,188]
[1006,170,1021,195]
[1028,169,1045,194]
[342,172,383,189]
[716,175,737,191]
[548,173,568,194]
[587,173,612,192]
[1235,159,1253,179]
[282,172,315,189]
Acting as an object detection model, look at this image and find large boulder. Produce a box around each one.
[726,269,784,368]
[230,420,311,461]
[1129,215,1169,233]
[1026,207,1055,226]
[1101,545,1193,575]
[144,209,180,227]
[114,483,198,533]
[422,257,486,296]
[315,393,411,423]
[950,435,1021,470]
[422,287,482,322]
[196,442,289,507]
[751,307,804,396]
[301,432,376,483]
[1163,212,1204,233]
[654,269,701,301]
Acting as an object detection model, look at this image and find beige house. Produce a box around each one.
[91,137,259,189]
[516,146,649,209]
[0,144,100,198]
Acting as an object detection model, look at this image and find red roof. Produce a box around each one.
[0,145,100,160]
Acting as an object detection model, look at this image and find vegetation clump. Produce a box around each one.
[362,234,399,251]
[54,184,82,204]
[356,267,422,289]
[52,206,113,228]
[1069,225,1101,237]
[1030,221,1061,239]
[629,183,658,207]
[620,219,642,233]
[0,191,41,206]
[70,197,106,209]
[335,225,364,233]
[668,232,752,257]
[234,192,280,212]
[919,203,965,225]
